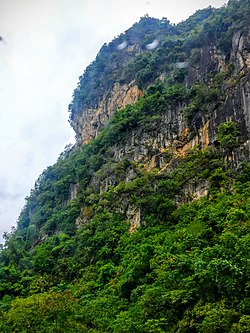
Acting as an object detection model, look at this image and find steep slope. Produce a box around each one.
[0,1,250,332]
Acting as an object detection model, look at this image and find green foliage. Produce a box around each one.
[0,1,250,331]
[0,291,86,332]
[218,121,239,152]
[182,0,250,54]
[177,7,215,33]
[185,83,220,122]
[1,144,249,331]
[69,15,177,120]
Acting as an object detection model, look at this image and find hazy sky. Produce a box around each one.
[0,0,226,241]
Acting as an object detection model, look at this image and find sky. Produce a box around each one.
[0,0,227,242]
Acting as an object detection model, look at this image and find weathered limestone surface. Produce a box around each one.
[73,28,250,228]
[109,28,250,167]
[72,28,250,165]
[72,82,143,145]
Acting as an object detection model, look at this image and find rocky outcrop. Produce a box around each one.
[72,82,143,145]
[127,205,141,233]
[69,183,79,200]
[72,27,250,161]
[108,28,250,168]
[109,109,210,169]
[182,179,210,202]
[73,33,250,229]
[70,27,250,226]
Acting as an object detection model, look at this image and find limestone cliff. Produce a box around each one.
[71,25,250,169]
[69,16,175,145]
[4,5,250,331]
[68,11,250,232]
[72,82,143,144]
[15,0,250,240]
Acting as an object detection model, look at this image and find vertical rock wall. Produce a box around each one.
[72,82,143,145]
[72,28,250,163]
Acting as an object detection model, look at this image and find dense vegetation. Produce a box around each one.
[0,0,250,331]
[1,145,249,332]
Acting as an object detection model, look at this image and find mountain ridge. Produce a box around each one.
[0,1,250,331]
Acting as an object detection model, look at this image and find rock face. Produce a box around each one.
[68,18,250,231]
[72,82,143,145]
[71,27,250,169]
[13,3,250,244]
[70,26,250,232]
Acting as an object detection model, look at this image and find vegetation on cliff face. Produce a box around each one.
[1,0,250,331]
[69,0,250,124]
[1,146,249,332]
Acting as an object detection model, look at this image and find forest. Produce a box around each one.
[0,0,250,331]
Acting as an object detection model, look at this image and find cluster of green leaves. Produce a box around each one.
[0,150,249,331]
[126,37,188,89]
[183,0,250,53]
[218,120,240,152]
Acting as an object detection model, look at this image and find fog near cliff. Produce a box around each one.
[0,0,226,242]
